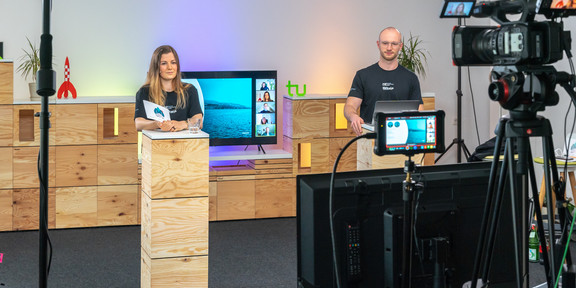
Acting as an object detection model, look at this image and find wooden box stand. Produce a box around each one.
[140,130,209,288]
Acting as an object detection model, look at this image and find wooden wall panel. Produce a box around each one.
[0,105,13,146]
[13,146,56,188]
[54,104,97,145]
[55,186,97,228]
[255,178,296,218]
[0,189,13,231]
[0,147,12,189]
[0,62,13,104]
[97,185,138,226]
[97,103,138,144]
[12,188,56,230]
[98,144,138,185]
[55,145,98,187]
[217,180,255,221]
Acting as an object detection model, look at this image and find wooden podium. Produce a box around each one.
[140,130,209,288]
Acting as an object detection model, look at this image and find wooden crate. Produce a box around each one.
[0,62,13,104]
[329,137,357,172]
[97,103,138,145]
[0,189,13,231]
[0,147,12,189]
[0,105,13,146]
[12,188,56,230]
[98,144,138,185]
[55,145,98,187]
[54,104,98,145]
[216,180,255,221]
[255,177,296,218]
[141,248,208,288]
[13,105,44,147]
[283,98,330,139]
[97,185,138,226]
[141,137,209,199]
[55,186,98,228]
[12,146,56,188]
[329,98,355,138]
[284,136,330,175]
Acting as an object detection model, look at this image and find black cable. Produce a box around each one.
[329,132,375,288]
[467,66,482,146]
[37,153,53,278]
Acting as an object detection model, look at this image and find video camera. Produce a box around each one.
[442,0,575,111]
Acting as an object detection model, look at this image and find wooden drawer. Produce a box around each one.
[54,104,98,145]
[0,105,13,146]
[55,145,98,187]
[13,146,56,188]
[0,62,13,104]
[98,103,138,144]
[98,144,138,185]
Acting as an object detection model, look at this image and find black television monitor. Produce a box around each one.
[181,70,277,146]
[297,162,518,288]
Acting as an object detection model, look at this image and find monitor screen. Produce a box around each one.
[181,70,277,146]
[439,1,476,18]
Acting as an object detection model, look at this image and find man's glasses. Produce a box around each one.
[380,41,401,47]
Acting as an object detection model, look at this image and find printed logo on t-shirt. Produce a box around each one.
[382,82,394,91]
[166,105,177,114]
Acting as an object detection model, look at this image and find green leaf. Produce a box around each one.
[398,33,430,79]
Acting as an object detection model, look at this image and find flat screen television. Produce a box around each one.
[297,162,518,288]
[181,70,277,146]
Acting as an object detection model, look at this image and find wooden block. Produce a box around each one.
[0,147,12,189]
[55,186,98,228]
[423,97,435,111]
[217,180,255,220]
[55,145,98,187]
[141,137,209,199]
[289,137,330,175]
[209,182,218,221]
[329,137,357,172]
[255,178,296,218]
[0,189,13,231]
[141,252,208,288]
[54,104,98,145]
[97,185,138,226]
[13,146,56,188]
[13,105,44,147]
[248,158,292,165]
[290,100,330,139]
[0,62,13,104]
[329,99,356,138]
[141,195,209,258]
[98,144,138,185]
[282,97,293,139]
[13,188,56,230]
[0,105,13,146]
[98,103,138,144]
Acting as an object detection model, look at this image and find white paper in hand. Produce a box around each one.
[143,100,171,121]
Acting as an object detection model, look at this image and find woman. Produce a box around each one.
[262,91,272,102]
[134,45,203,132]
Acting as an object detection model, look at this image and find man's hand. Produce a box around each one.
[350,114,365,136]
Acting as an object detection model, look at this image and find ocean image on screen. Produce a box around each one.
[196,78,252,139]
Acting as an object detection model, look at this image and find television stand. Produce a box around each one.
[244,144,266,154]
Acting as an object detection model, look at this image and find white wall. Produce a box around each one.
[4,1,573,164]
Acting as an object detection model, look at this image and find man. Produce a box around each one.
[344,27,423,136]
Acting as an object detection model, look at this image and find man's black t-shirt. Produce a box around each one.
[134,84,203,121]
[348,63,422,123]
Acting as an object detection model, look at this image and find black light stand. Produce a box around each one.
[37,1,56,287]
[401,156,416,288]
[435,17,471,164]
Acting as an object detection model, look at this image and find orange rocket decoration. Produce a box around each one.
[57,57,77,99]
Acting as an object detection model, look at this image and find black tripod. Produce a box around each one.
[469,109,573,288]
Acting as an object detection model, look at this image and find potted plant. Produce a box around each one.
[398,33,430,79]
[16,37,41,101]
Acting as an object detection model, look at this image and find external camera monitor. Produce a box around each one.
[538,0,576,18]
[440,1,476,18]
[374,110,445,156]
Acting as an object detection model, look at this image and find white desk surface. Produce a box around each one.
[142,129,209,140]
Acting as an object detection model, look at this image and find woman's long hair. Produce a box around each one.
[143,45,189,109]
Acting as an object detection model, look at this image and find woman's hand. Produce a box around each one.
[158,120,187,132]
